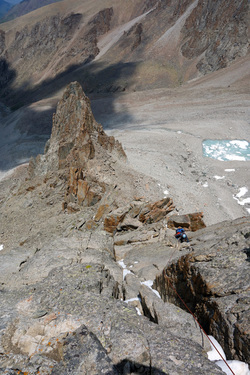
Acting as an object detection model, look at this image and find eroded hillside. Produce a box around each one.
[0,0,249,106]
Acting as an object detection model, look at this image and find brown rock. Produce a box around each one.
[167,212,206,231]
[67,202,80,213]
[29,82,126,210]
[139,198,175,223]
[85,220,98,231]
[104,206,130,234]
[116,217,142,231]
[94,204,110,222]
[181,0,249,74]
[104,214,126,234]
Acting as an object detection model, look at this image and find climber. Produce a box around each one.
[175,227,189,243]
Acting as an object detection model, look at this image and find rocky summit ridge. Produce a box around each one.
[0,82,249,375]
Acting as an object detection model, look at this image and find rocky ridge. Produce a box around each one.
[0,82,249,374]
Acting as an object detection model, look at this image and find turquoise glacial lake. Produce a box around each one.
[202,140,250,161]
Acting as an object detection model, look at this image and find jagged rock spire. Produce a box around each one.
[29,81,126,208]
[30,81,126,175]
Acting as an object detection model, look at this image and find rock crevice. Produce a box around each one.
[154,217,250,364]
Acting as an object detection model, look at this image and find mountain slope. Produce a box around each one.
[0,0,11,19]
[0,0,62,23]
[5,0,22,4]
[0,0,249,107]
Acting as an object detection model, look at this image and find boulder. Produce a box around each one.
[167,212,206,231]
[94,204,111,222]
[104,206,130,234]
[139,197,175,224]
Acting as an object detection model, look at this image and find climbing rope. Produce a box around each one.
[163,243,236,375]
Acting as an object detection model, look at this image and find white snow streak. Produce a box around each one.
[214,175,225,180]
[207,336,250,375]
[141,280,161,298]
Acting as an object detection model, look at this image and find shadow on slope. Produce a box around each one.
[0,58,136,174]
[116,359,168,374]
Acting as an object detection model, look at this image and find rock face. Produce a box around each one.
[103,197,175,234]
[181,0,249,74]
[155,217,250,365]
[32,81,126,172]
[30,81,126,208]
[167,212,206,231]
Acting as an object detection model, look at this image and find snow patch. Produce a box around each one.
[226,154,246,161]
[207,336,250,375]
[233,187,250,209]
[207,336,226,361]
[230,140,248,149]
[214,176,225,180]
[225,169,235,172]
[124,297,140,304]
[215,360,250,375]
[236,187,248,198]
[141,280,153,288]
[0,244,3,251]
[123,269,132,279]
[141,280,161,298]
[118,259,126,269]
[118,259,132,280]
[135,307,142,316]
[203,182,208,187]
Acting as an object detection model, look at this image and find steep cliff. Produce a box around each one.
[181,0,249,74]
[29,81,127,210]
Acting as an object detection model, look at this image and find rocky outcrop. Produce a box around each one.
[181,0,249,74]
[103,197,175,234]
[0,244,225,375]
[167,212,206,231]
[31,81,126,172]
[154,216,250,365]
[1,7,114,96]
[29,81,126,208]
